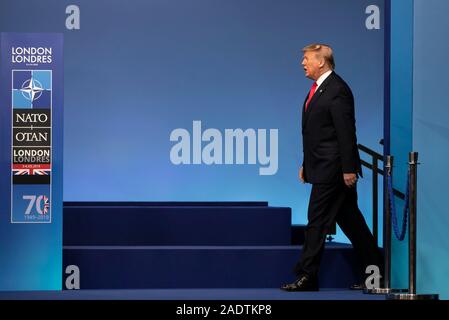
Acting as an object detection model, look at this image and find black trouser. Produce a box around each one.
[294,180,383,279]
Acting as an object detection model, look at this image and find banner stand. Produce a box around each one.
[0,33,63,290]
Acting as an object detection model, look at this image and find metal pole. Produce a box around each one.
[384,156,392,289]
[409,152,418,294]
[388,152,439,300]
[373,158,378,247]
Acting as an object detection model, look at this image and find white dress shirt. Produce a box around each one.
[315,70,333,90]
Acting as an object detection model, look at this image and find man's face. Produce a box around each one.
[301,51,322,80]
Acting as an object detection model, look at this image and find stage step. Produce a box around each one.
[63,205,292,246]
[64,201,269,207]
[63,244,360,289]
[291,224,306,245]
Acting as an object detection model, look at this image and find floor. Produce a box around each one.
[0,288,386,300]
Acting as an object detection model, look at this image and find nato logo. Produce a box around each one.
[12,70,51,109]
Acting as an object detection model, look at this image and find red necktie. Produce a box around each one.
[305,82,318,111]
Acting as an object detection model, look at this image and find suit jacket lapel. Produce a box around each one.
[302,72,335,129]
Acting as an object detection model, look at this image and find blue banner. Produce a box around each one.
[0,33,63,290]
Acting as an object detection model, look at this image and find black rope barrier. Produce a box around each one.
[388,170,409,241]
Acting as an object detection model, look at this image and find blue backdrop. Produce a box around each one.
[413,0,449,300]
[0,0,385,243]
[389,0,413,291]
[388,0,449,299]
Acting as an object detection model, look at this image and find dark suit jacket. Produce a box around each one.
[302,72,362,184]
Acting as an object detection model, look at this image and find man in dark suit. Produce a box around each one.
[281,44,383,291]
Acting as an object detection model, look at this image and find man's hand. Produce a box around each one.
[343,173,358,187]
[299,166,305,183]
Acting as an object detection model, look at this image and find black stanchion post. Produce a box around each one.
[409,151,417,295]
[385,156,392,290]
[387,152,439,300]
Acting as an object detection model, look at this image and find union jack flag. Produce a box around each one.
[12,164,51,175]
[42,195,50,215]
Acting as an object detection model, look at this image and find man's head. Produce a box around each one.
[301,44,335,81]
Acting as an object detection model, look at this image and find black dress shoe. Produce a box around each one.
[280,275,319,292]
[350,279,384,290]
[350,283,366,290]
